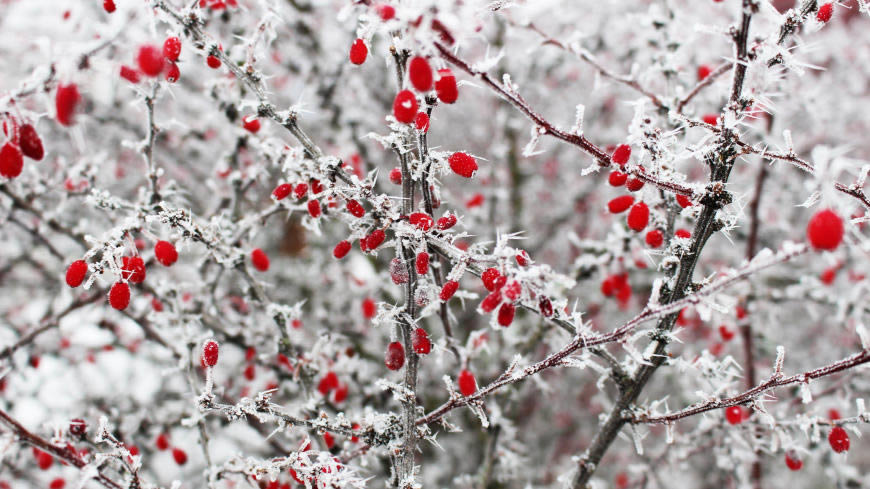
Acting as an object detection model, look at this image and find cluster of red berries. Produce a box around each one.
[317,370,350,404]
[476,267,524,327]
[390,56,458,126]
[600,273,632,307]
[154,432,189,465]
[121,38,183,86]
[65,240,179,311]
[0,118,44,179]
[607,145,653,234]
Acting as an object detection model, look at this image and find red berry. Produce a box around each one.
[206,55,221,69]
[408,56,433,92]
[243,363,255,380]
[19,124,44,161]
[56,83,81,127]
[311,179,324,195]
[676,194,692,208]
[121,256,146,283]
[829,426,850,453]
[440,281,459,301]
[365,229,385,250]
[481,268,501,291]
[318,371,339,395]
[807,208,843,250]
[333,384,348,403]
[109,282,131,310]
[539,296,553,317]
[725,406,744,425]
[389,167,402,185]
[136,45,164,77]
[497,303,515,327]
[821,266,837,285]
[385,341,405,370]
[323,432,335,449]
[784,450,803,471]
[389,258,409,284]
[480,290,502,313]
[415,112,430,133]
[346,199,365,218]
[242,116,260,133]
[393,90,418,123]
[273,183,292,200]
[608,171,627,186]
[251,248,270,272]
[307,199,321,218]
[103,0,116,13]
[202,340,219,367]
[409,212,433,231]
[362,297,376,319]
[435,69,458,104]
[49,478,65,489]
[626,202,649,231]
[412,328,431,355]
[436,214,457,230]
[449,152,477,178]
[702,114,718,126]
[120,65,141,84]
[645,229,663,248]
[35,449,52,470]
[626,175,645,192]
[719,325,735,342]
[155,433,170,451]
[458,369,476,396]
[466,193,484,208]
[415,252,429,275]
[163,36,182,62]
[376,4,395,20]
[515,250,530,266]
[608,195,635,214]
[66,260,88,287]
[611,144,631,165]
[69,419,86,436]
[697,64,712,81]
[154,241,178,267]
[172,447,188,465]
[165,62,180,83]
[817,3,833,22]
[0,142,23,179]
[349,39,368,65]
[333,240,352,259]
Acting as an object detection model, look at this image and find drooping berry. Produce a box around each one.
[365,229,385,250]
[408,56,433,92]
[19,124,44,161]
[392,90,418,123]
[154,241,178,267]
[385,341,405,370]
[697,64,712,81]
[242,116,260,133]
[273,183,292,200]
[206,55,221,69]
[437,214,457,230]
[784,450,803,471]
[415,252,429,275]
[829,426,850,453]
[440,280,459,301]
[172,447,188,465]
[35,449,53,470]
[608,195,635,214]
[333,240,352,259]
[109,282,131,310]
[435,69,458,104]
[155,433,170,451]
[165,62,180,83]
[163,36,182,62]
[120,65,141,84]
[645,229,663,248]
[817,3,834,22]
[346,199,365,218]
[806,208,843,250]
[202,340,219,367]
[307,199,322,218]
[627,202,649,231]
[497,303,515,327]
[251,248,270,272]
[136,45,165,77]
[0,142,23,179]
[103,0,116,13]
[608,171,627,186]
[676,194,692,208]
[611,144,631,165]
[121,256,146,284]
[362,297,376,319]
[449,152,477,178]
[66,260,88,287]
[412,328,431,354]
[458,369,477,396]
[480,290,502,313]
[56,83,81,126]
[69,419,86,436]
[349,39,367,65]
[389,167,402,185]
[415,112,430,133]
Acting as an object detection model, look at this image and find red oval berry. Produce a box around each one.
[172,447,187,465]
[165,62,180,83]
[448,152,477,178]
[346,199,365,218]
[416,252,429,275]
[725,406,744,425]
[458,369,476,396]
[497,303,515,327]
[676,194,692,208]
[109,282,131,311]
[362,297,376,319]
[251,248,270,272]
[515,250,530,266]
[440,280,459,301]
[56,83,81,127]
[136,45,164,77]
[155,433,170,451]
[243,363,255,380]
[69,419,86,437]
[349,39,367,65]
[539,296,553,317]
[103,0,116,13]
[807,208,843,250]
[154,241,178,267]
[408,56,433,92]
[645,229,663,248]
[163,36,182,62]
[608,171,627,186]
[817,3,833,22]
[719,325,735,342]
[415,112,430,133]
[435,69,458,104]
[627,202,649,231]
[409,212,433,231]
[66,260,88,287]
[821,266,837,285]
[784,450,803,471]
[242,116,260,133]
[437,214,457,230]
[273,183,292,200]
[318,371,339,395]
[0,142,23,179]
[307,199,322,218]
[206,55,221,69]
[389,167,402,185]
[611,144,631,165]
[392,90,418,123]
[120,65,141,84]
[829,426,850,453]
[608,195,635,214]
[481,268,501,291]
[49,478,64,489]
[35,449,53,470]
[202,340,219,367]
[675,229,692,239]
[384,341,405,370]
[389,258,409,284]
[412,328,431,355]
[365,229,385,250]
[697,64,712,81]
[626,176,645,192]
[333,240,352,259]
[20,124,44,161]
[333,383,348,403]
[376,4,395,20]
[702,114,718,126]
[480,290,502,313]
[121,256,146,284]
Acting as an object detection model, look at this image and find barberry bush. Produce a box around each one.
[0,0,869,488]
